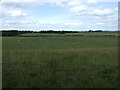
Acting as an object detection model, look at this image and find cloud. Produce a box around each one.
[52,1,65,7]
[86,0,97,4]
[69,5,87,14]
[0,5,4,18]
[2,1,45,9]
[2,9,27,18]
[69,4,117,17]
[0,3,28,18]
[5,19,82,27]
[1,0,118,31]
[67,0,82,6]
[1,18,84,30]
[62,22,83,26]
[2,0,38,2]
[2,0,119,3]
[90,8,115,16]
[7,10,27,17]
[96,22,104,25]
[2,2,32,8]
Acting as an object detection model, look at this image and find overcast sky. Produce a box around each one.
[0,0,119,31]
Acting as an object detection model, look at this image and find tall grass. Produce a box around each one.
[2,35,118,88]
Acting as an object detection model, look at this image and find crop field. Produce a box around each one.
[2,32,119,88]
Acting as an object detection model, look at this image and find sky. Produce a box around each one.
[0,0,119,31]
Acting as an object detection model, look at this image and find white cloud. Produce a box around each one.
[2,0,38,2]
[62,22,82,26]
[2,2,37,8]
[2,0,119,3]
[0,4,27,18]
[90,8,113,16]
[0,6,4,18]
[70,5,87,13]
[1,0,118,31]
[2,19,84,30]
[69,4,117,17]
[53,1,65,7]
[67,1,82,6]
[38,21,83,26]
[38,21,57,25]
[7,10,27,17]
[86,0,97,4]
[96,22,104,25]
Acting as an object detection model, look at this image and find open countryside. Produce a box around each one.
[1,0,119,88]
[2,31,119,88]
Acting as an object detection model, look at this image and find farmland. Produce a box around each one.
[2,32,119,88]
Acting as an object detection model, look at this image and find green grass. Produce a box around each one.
[18,31,118,37]
[18,33,82,37]
[2,32,118,88]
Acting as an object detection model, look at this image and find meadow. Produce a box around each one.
[2,32,119,88]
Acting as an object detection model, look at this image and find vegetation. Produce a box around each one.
[1,30,119,37]
[2,31,118,88]
[88,30,103,32]
[1,30,78,36]
[1,30,33,36]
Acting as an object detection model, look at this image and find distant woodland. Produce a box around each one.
[0,30,103,36]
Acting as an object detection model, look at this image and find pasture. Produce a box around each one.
[2,32,118,88]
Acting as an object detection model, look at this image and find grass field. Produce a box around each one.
[2,32,119,88]
[19,31,118,37]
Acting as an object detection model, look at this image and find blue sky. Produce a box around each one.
[0,0,119,31]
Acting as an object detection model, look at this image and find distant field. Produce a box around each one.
[2,32,118,88]
[18,31,118,37]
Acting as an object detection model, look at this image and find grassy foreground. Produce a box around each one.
[2,33,118,88]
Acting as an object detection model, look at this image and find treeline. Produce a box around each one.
[0,30,103,36]
[1,30,79,36]
[88,30,103,32]
[1,30,33,36]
